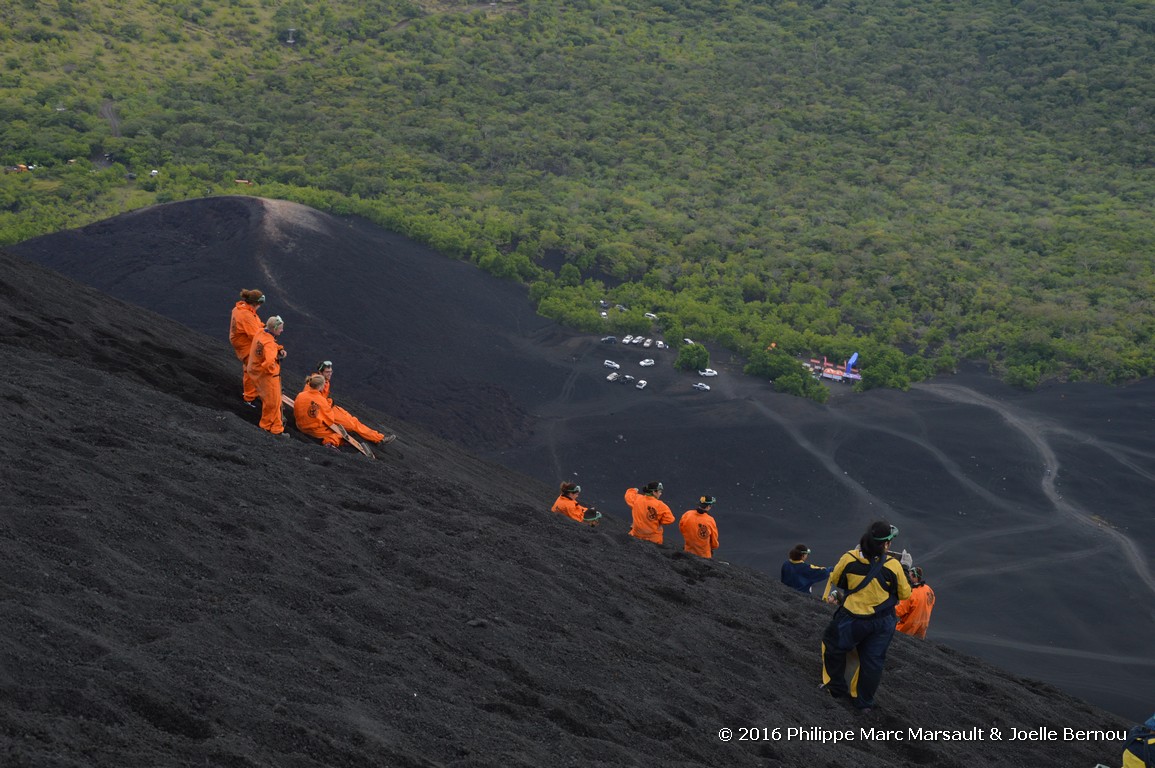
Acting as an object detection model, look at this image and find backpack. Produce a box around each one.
[1123,723,1155,768]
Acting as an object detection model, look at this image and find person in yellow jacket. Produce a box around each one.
[678,495,719,558]
[551,482,601,525]
[314,360,394,444]
[293,374,342,447]
[820,520,912,712]
[895,565,936,639]
[228,289,264,405]
[247,315,286,436]
[625,482,674,544]
[1123,712,1155,768]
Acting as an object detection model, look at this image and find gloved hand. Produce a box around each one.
[900,549,913,569]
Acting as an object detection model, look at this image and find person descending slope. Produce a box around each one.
[228,289,265,406]
[821,520,911,712]
[551,482,601,526]
[895,565,936,639]
[314,360,395,445]
[1123,712,1155,768]
[247,315,287,436]
[678,495,719,558]
[625,481,674,544]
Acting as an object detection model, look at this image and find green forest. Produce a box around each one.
[2,0,1153,398]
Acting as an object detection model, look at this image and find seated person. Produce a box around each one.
[314,360,395,444]
[551,482,601,525]
[780,544,832,594]
[293,374,343,448]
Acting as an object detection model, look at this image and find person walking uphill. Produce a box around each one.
[820,520,911,712]
[625,482,674,544]
[781,544,832,594]
[228,289,265,405]
[247,315,287,436]
[679,495,719,558]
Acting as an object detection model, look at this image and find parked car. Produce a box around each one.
[636,380,648,390]
[693,382,711,391]
[604,360,620,369]
[600,311,608,318]
[655,340,666,349]
[639,359,655,367]
[623,374,636,383]
[683,338,695,345]
[643,338,653,348]
[644,312,658,320]
[601,335,617,344]
[615,304,628,312]
[632,337,644,345]
[622,335,634,344]
[606,372,621,382]
[699,368,718,377]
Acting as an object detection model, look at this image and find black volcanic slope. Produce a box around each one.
[5,198,1151,757]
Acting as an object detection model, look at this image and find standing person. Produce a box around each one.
[896,565,936,639]
[781,544,832,594]
[293,373,342,448]
[820,520,911,712]
[247,315,287,436]
[228,289,265,406]
[314,360,395,444]
[625,482,674,544]
[679,495,719,559]
[551,482,601,525]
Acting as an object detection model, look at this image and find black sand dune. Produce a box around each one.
[4,197,1150,764]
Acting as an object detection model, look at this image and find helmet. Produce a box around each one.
[908,565,924,585]
[644,481,663,494]
[699,495,716,506]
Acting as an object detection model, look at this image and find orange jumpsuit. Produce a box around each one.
[625,488,674,544]
[678,509,719,558]
[246,329,284,434]
[551,495,588,523]
[293,385,342,446]
[896,583,936,639]
[319,379,385,443]
[229,301,263,402]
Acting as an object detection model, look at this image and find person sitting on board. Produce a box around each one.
[551,482,601,525]
[896,565,936,639]
[293,374,343,449]
[314,360,395,444]
[625,481,674,544]
[246,315,287,436]
[228,288,265,407]
[780,544,832,594]
[679,494,720,559]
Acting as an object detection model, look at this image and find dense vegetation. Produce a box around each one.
[3,0,1153,397]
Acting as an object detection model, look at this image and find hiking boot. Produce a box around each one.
[378,434,397,445]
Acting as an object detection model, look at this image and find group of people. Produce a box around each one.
[227,289,395,449]
[551,482,932,713]
[550,480,720,559]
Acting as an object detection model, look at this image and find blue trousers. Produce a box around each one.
[822,609,897,708]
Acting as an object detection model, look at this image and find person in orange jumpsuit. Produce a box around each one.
[228,289,265,405]
[625,481,674,544]
[896,565,936,639]
[551,482,601,525]
[247,315,286,435]
[678,494,720,558]
[314,360,394,444]
[293,374,342,447]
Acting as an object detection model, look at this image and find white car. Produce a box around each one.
[636,380,647,390]
[604,360,620,369]
[655,340,666,349]
[606,372,620,382]
[693,382,711,391]
[683,338,695,345]
[643,338,653,348]
[644,312,658,320]
[622,335,634,344]
[639,359,655,367]
[600,311,608,318]
[699,368,718,377]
